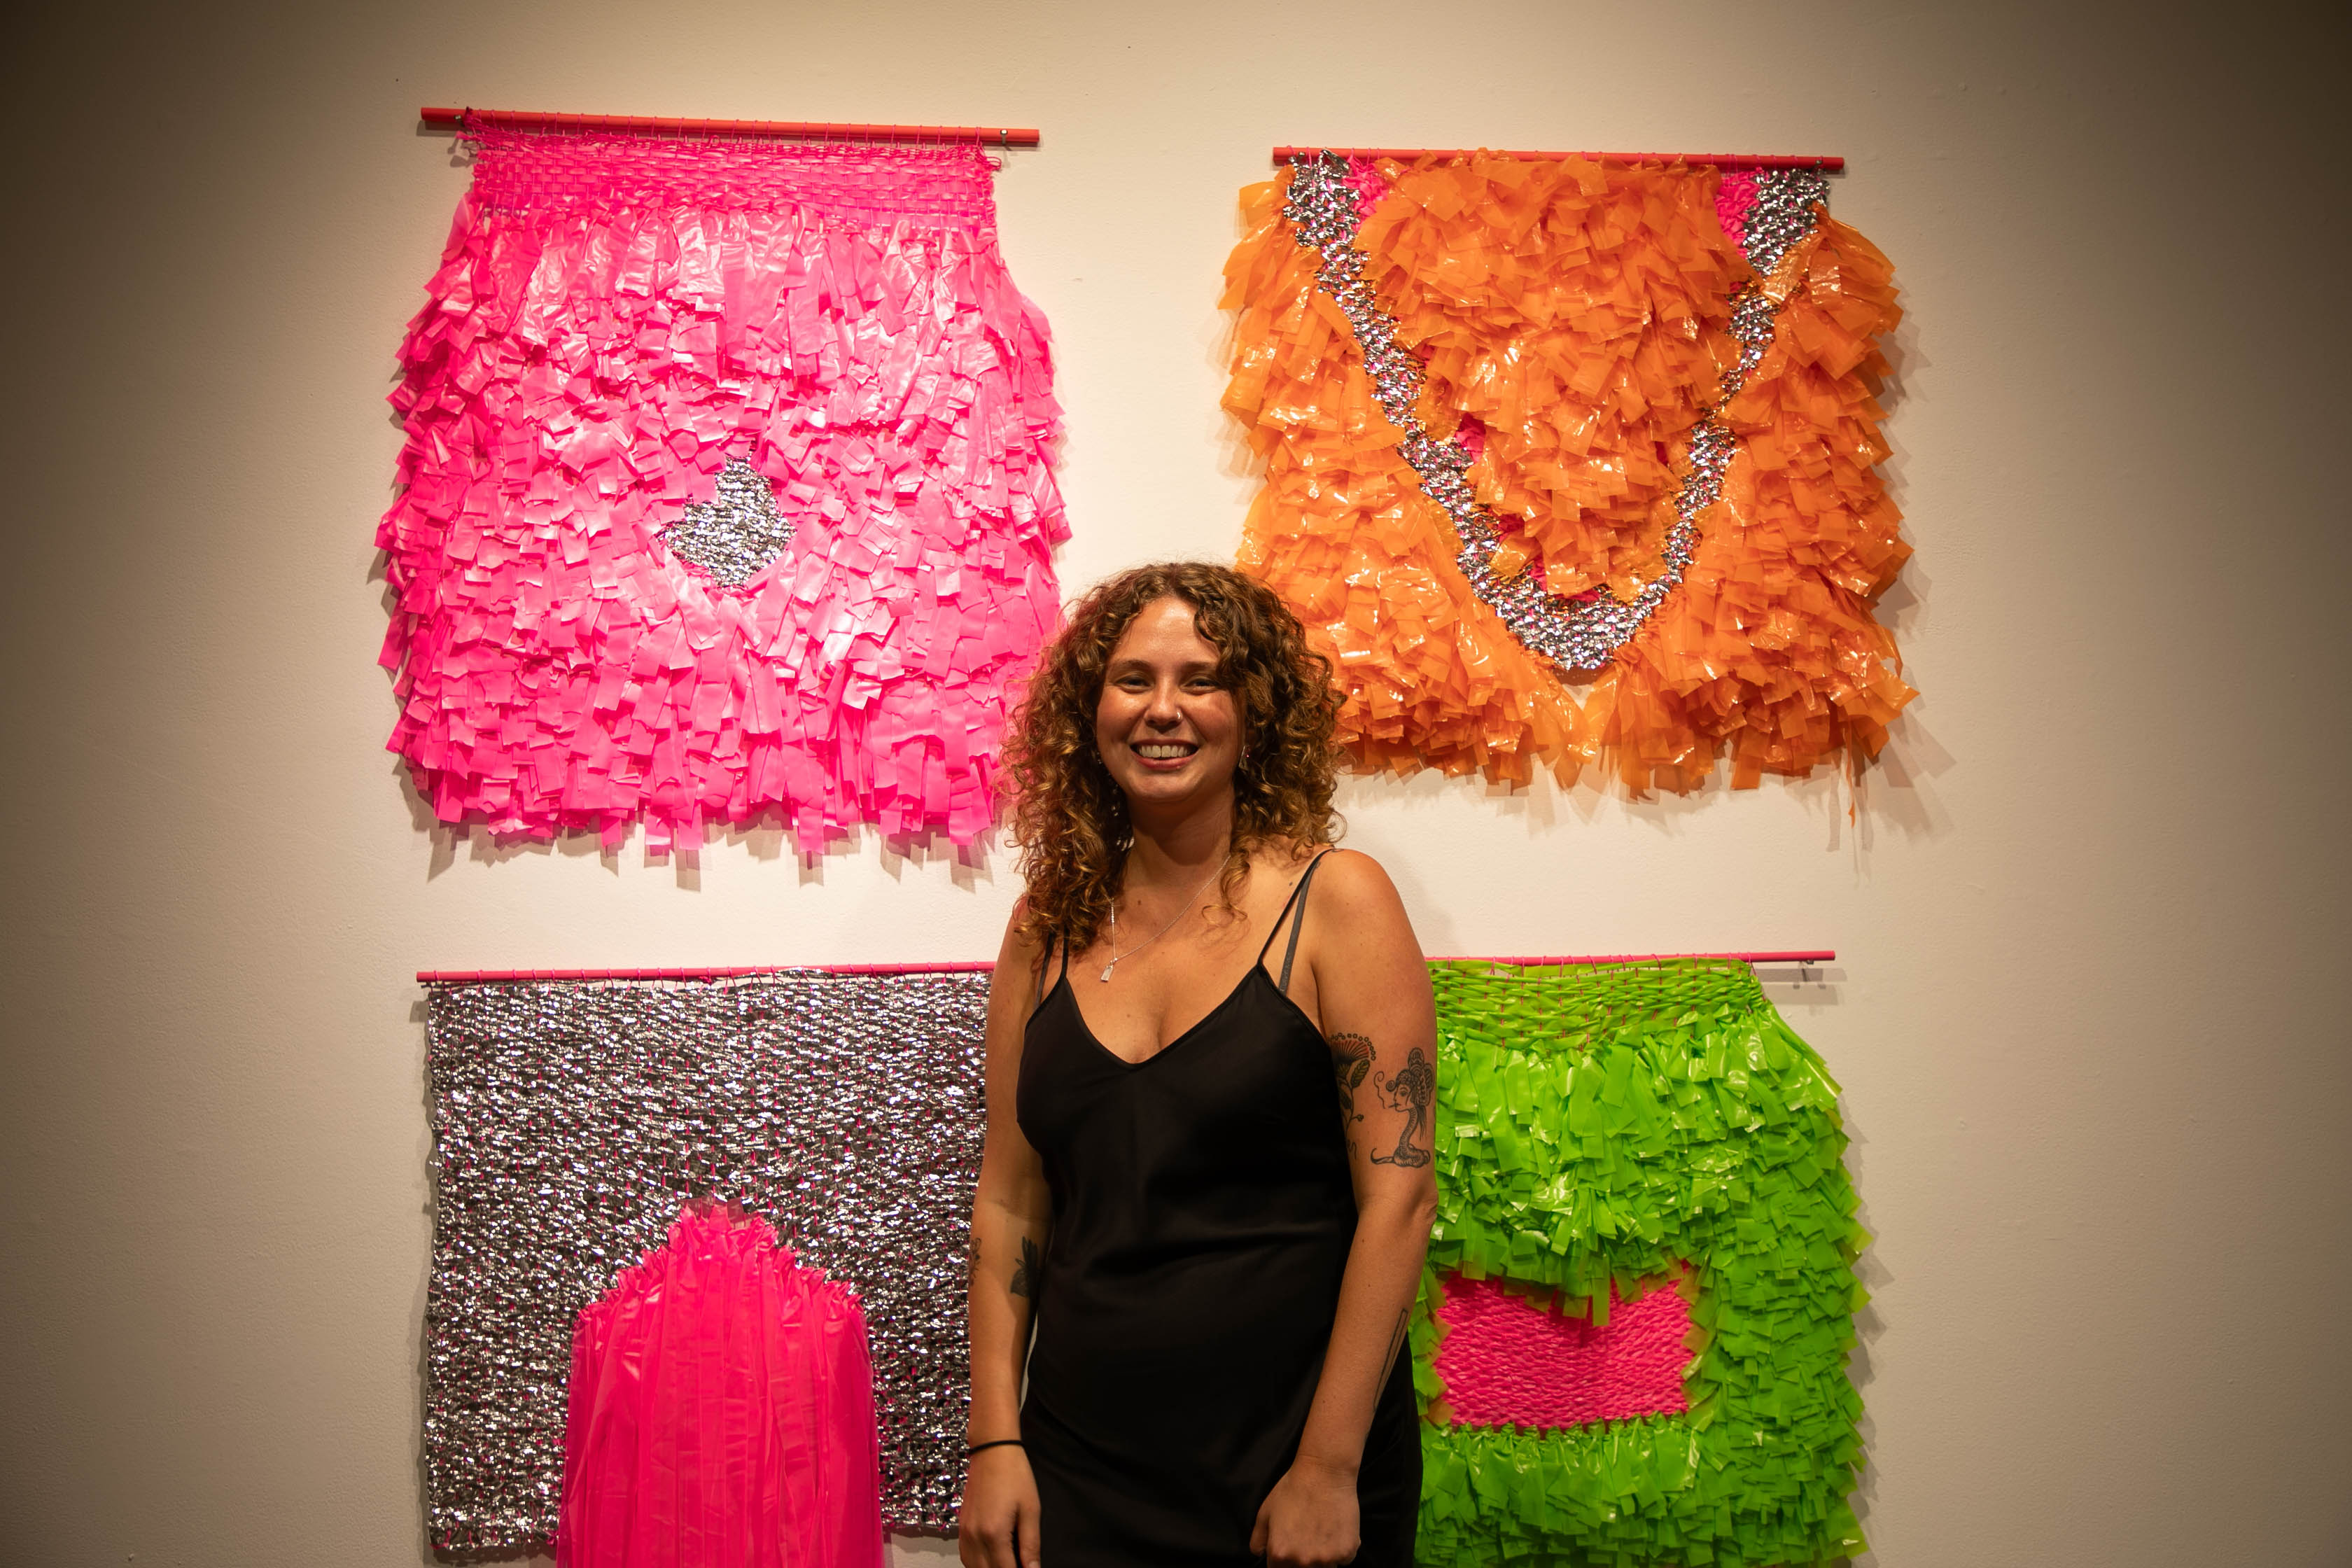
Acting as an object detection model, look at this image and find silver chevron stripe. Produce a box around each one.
[1278,153,1823,673]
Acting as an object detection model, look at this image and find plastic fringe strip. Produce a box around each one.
[1223,153,1912,791]
[1413,959,1868,1566]
[382,130,1067,853]
[557,1204,885,1568]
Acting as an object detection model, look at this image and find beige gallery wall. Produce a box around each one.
[2,0,2346,1563]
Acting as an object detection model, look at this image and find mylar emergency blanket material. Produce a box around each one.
[1224,153,1912,790]
[421,970,986,1555]
[382,128,1066,851]
[558,1204,883,1568]
[1412,959,1868,1566]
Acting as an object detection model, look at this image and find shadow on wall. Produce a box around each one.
[1838,1094,1889,1568]
[1326,718,1952,871]
[398,752,1002,891]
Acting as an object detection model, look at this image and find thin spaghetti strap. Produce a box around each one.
[1254,854,1324,965]
[1277,856,1329,994]
[1025,932,1071,1025]
[1258,850,1334,994]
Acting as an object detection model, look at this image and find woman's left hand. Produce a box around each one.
[1249,1455,1360,1567]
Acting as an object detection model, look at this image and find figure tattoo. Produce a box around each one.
[1371,1046,1436,1168]
[1008,1235,1042,1299]
[1330,1031,1374,1126]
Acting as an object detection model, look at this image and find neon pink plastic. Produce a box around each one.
[1714,168,1760,250]
[1433,1273,1693,1429]
[1343,154,1392,220]
[381,130,1067,851]
[556,1205,883,1567]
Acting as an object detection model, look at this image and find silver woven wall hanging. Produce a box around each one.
[421,969,988,1555]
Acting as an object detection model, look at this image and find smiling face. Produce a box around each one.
[1093,595,1245,816]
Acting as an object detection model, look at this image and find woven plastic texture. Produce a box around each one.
[1413,959,1868,1566]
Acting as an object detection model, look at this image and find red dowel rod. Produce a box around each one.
[421,106,1040,147]
[1273,146,1843,172]
[414,952,1832,985]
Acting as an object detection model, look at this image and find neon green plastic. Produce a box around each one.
[1414,959,1868,1567]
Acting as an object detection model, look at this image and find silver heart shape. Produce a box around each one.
[662,456,797,588]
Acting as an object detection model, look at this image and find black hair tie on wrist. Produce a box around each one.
[965,1438,1025,1458]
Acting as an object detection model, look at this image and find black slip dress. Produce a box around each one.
[1015,852,1422,1565]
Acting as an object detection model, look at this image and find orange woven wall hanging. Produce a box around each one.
[1223,154,1912,791]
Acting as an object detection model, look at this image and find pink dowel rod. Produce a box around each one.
[414,962,998,983]
[1272,146,1844,172]
[1432,951,1836,967]
[414,952,1833,985]
[421,106,1041,148]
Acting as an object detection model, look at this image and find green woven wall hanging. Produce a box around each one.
[1413,958,1868,1566]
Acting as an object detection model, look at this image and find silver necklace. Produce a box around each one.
[1100,857,1225,983]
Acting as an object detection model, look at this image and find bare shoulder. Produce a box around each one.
[991,897,1052,1014]
[1299,848,1433,1030]
[1307,846,1407,916]
[997,895,1044,958]
[1300,849,1422,962]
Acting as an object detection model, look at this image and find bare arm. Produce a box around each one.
[959,911,1054,1568]
[1253,850,1439,1567]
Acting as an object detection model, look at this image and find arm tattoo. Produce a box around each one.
[1008,1235,1042,1299]
[1330,1031,1374,1126]
[1371,1046,1436,1168]
[1376,1307,1410,1386]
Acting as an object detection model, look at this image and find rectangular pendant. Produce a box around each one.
[1100,965,1115,983]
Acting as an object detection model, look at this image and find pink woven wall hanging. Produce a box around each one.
[381,128,1066,851]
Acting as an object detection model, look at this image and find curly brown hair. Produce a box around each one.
[1003,561,1343,955]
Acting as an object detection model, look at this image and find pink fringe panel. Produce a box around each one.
[557,1205,884,1568]
[381,130,1067,851]
[1434,1273,1693,1429]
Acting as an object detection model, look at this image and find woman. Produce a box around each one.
[958,563,1438,1568]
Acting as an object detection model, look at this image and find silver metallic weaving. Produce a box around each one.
[659,455,798,587]
[422,971,988,1555]
[1280,154,1826,672]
